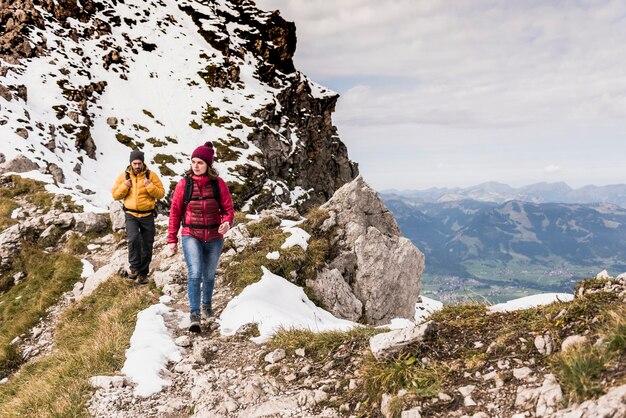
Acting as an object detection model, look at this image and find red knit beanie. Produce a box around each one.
[191,141,214,166]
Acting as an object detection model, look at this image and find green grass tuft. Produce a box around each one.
[362,352,442,403]
[0,197,18,232]
[270,327,382,360]
[553,345,607,403]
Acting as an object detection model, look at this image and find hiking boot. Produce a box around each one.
[127,270,138,280]
[137,274,148,285]
[189,311,201,333]
[201,304,212,318]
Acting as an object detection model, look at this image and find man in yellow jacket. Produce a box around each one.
[112,149,165,284]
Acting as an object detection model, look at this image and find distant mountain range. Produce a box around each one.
[382,182,626,208]
[382,193,626,296]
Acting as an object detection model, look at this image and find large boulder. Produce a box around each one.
[0,154,39,173]
[307,176,425,325]
[109,201,125,231]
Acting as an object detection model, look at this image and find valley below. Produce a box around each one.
[382,184,626,304]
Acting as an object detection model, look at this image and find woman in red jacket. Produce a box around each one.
[168,142,235,333]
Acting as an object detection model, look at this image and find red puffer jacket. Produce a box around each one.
[168,175,235,243]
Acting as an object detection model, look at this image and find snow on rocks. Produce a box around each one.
[414,295,443,323]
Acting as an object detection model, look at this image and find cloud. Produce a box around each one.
[258,0,626,128]
[256,0,626,188]
[544,165,563,174]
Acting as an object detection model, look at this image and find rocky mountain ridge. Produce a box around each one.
[384,197,626,285]
[384,182,626,208]
[1,0,357,211]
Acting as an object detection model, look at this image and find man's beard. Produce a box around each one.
[133,166,142,175]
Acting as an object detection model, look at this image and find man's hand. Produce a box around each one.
[124,179,132,188]
[144,178,151,186]
[218,222,230,235]
[169,243,177,255]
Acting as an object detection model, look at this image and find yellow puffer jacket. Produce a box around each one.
[111,165,165,217]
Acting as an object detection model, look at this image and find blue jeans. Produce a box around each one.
[181,236,224,314]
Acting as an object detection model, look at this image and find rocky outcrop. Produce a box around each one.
[178,1,357,210]
[0,0,100,62]
[250,75,359,209]
[370,321,435,360]
[2,0,356,212]
[306,176,425,325]
[0,154,39,173]
[550,384,626,418]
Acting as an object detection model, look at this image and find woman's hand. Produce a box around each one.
[218,221,230,235]
[169,242,178,256]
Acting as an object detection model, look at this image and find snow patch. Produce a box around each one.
[489,293,573,312]
[121,304,182,397]
[266,251,280,260]
[80,259,95,279]
[219,267,356,343]
[415,296,444,322]
[280,226,310,251]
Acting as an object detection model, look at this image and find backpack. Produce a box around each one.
[180,175,222,229]
[123,168,157,216]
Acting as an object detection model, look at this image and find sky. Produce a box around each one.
[255,0,626,191]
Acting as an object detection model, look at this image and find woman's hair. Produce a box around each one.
[185,166,219,179]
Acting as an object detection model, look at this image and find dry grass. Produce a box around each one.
[0,277,156,417]
[0,249,82,378]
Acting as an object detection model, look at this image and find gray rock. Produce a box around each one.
[74,211,109,233]
[550,383,626,417]
[305,268,362,321]
[89,375,125,389]
[513,367,533,380]
[458,385,476,396]
[46,163,64,183]
[175,335,191,347]
[317,176,425,325]
[79,249,127,299]
[264,348,286,364]
[192,340,213,365]
[369,321,434,360]
[515,385,539,410]
[1,154,38,173]
[535,332,554,355]
[109,201,125,231]
[561,335,587,352]
[401,408,422,418]
[535,374,563,417]
[0,222,39,270]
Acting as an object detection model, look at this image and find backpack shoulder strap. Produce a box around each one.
[125,171,130,181]
[210,179,222,211]
[181,176,194,216]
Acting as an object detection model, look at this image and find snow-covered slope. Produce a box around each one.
[1,0,357,210]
